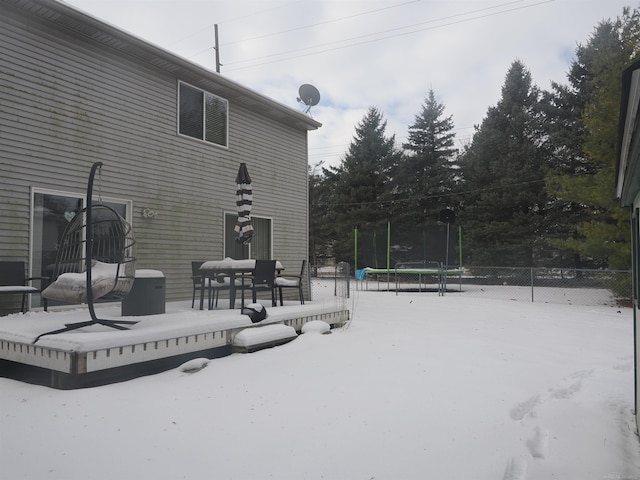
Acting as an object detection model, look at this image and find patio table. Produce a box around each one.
[198,258,283,310]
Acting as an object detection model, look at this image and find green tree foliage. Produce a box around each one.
[458,60,549,267]
[380,89,460,265]
[394,89,458,219]
[545,7,640,269]
[323,107,401,265]
[538,24,598,268]
[309,7,640,271]
[308,162,334,269]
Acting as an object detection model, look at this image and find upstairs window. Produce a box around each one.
[179,82,228,147]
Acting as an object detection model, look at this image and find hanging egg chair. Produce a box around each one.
[43,204,136,303]
[36,162,138,341]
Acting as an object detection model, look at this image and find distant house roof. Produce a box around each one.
[616,60,640,206]
[5,0,322,132]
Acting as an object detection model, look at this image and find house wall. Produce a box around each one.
[619,61,640,436]
[634,198,640,435]
[0,3,310,304]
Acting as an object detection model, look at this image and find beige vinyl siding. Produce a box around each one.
[0,2,311,302]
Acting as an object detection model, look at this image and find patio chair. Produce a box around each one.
[191,261,208,308]
[239,259,277,307]
[0,261,49,313]
[191,261,240,309]
[42,203,136,306]
[35,162,138,341]
[275,260,306,305]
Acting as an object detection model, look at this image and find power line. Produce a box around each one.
[183,0,418,61]
[317,164,605,208]
[324,179,548,208]
[185,0,420,62]
[308,126,473,153]
[222,0,553,70]
[166,0,304,49]
[217,1,305,26]
[220,0,420,47]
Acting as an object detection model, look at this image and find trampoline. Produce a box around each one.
[353,216,463,295]
[361,261,463,295]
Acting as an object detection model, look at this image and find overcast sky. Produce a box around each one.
[63,0,635,169]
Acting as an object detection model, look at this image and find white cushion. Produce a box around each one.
[0,286,39,293]
[275,277,299,287]
[41,261,118,303]
[211,276,243,287]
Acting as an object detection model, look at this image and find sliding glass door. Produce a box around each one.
[30,188,131,308]
[224,213,272,260]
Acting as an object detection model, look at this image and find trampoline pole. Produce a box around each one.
[459,226,463,291]
[445,222,450,268]
[354,227,358,275]
[373,231,377,269]
[458,226,463,267]
[387,221,391,291]
[423,228,426,265]
[443,222,450,295]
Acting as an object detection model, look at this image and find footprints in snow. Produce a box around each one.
[502,360,632,478]
[502,457,527,480]
[502,424,550,480]
[509,395,540,421]
[509,370,593,422]
[549,380,582,400]
[526,426,550,459]
[502,427,548,480]
[503,370,593,479]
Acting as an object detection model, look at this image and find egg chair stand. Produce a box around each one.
[35,162,138,342]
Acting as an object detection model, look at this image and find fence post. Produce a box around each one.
[334,262,350,299]
[347,263,350,299]
[531,268,535,303]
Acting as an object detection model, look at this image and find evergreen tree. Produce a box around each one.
[308,162,334,269]
[539,49,594,268]
[324,107,401,266]
[392,89,458,223]
[378,89,459,265]
[458,60,549,267]
[544,7,640,269]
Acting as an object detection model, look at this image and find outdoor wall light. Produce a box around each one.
[142,207,158,219]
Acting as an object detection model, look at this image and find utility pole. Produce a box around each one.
[214,24,221,73]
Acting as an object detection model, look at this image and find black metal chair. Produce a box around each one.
[35,162,138,342]
[191,261,207,309]
[42,203,136,305]
[0,261,49,313]
[239,260,277,307]
[191,261,239,309]
[275,260,306,305]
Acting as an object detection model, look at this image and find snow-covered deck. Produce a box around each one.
[0,300,349,389]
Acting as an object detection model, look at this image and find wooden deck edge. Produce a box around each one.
[0,309,349,389]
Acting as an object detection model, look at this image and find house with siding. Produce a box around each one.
[0,0,321,313]
[616,59,640,433]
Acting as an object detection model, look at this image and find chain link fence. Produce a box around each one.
[313,265,632,308]
[454,266,631,307]
[310,263,352,328]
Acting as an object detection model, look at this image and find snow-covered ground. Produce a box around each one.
[1,280,639,480]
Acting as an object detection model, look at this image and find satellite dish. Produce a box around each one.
[297,84,320,114]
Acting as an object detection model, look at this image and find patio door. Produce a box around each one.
[30,188,131,308]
